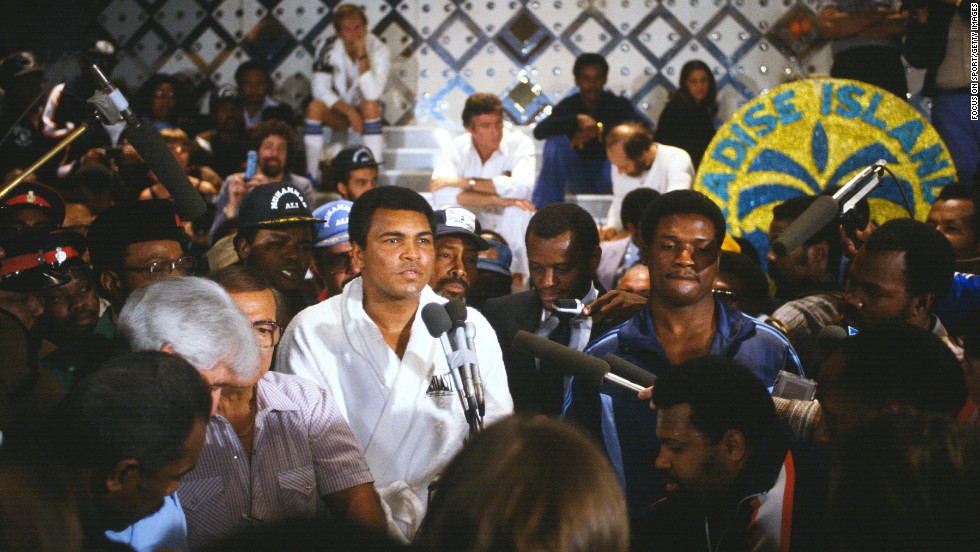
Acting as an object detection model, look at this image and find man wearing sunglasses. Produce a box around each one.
[87,199,190,322]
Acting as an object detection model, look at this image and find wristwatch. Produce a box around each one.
[468,178,476,190]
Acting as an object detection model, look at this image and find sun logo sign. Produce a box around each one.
[694,78,956,261]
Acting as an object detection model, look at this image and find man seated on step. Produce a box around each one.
[531,52,648,208]
[430,92,536,283]
[304,2,390,179]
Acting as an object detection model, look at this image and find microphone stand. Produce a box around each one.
[448,343,482,439]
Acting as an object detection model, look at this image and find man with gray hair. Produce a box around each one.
[109,277,261,550]
[117,276,261,411]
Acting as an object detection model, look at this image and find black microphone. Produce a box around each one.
[126,123,208,220]
[603,353,657,389]
[86,63,207,221]
[512,330,648,393]
[817,324,848,342]
[422,302,453,347]
[445,298,467,328]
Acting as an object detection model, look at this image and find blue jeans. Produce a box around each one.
[532,134,612,208]
[932,91,980,186]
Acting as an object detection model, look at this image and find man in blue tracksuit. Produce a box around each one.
[564,190,802,515]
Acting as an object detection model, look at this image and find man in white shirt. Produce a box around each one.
[604,122,694,230]
[277,186,514,542]
[304,3,391,174]
[430,92,536,279]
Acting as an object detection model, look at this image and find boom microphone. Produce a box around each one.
[126,123,208,220]
[87,63,139,126]
[771,195,839,257]
[772,160,886,257]
[87,63,207,220]
[512,331,648,393]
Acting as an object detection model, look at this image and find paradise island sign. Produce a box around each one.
[694,78,957,261]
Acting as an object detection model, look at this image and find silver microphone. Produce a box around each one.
[465,321,485,416]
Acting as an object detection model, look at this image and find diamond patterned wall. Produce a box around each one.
[87,0,921,129]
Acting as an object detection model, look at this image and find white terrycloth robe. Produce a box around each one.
[276,278,514,542]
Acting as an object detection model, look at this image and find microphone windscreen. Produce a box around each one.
[512,330,609,385]
[125,122,207,220]
[771,195,839,257]
[445,298,468,324]
[818,324,848,342]
[603,354,657,388]
[422,302,453,337]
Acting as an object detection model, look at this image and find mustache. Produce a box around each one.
[436,276,468,289]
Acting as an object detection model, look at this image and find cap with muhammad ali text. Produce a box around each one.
[237,183,323,230]
[312,200,353,248]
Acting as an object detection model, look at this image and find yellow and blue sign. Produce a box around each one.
[694,78,956,259]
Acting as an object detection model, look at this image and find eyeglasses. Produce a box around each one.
[712,288,737,304]
[153,91,176,99]
[252,320,281,348]
[121,256,194,276]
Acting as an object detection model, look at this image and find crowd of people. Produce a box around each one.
[2,1,980,550]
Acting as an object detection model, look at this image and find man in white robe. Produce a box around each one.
[277,186,513,542]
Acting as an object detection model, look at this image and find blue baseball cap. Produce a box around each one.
[477,239,512,277]
[312,200,353,248]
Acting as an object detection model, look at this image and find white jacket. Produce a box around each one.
[311,34,390,107]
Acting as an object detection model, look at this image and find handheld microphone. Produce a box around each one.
[817,324,848,342]
[552,299,584,317]
[771,160,886,258]
[512,331,651,393]
[86,63,207,221]
[603,353,658,389]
